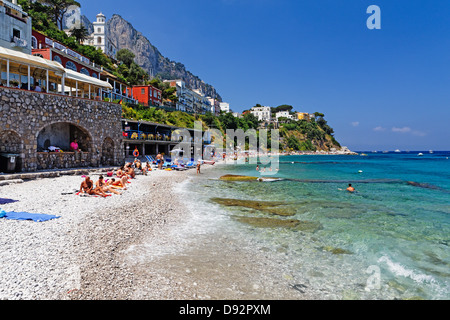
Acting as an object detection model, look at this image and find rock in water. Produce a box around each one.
[219,175,259,182]
[211,198,296,216]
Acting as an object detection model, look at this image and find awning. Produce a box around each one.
[0,47,65,74]
[64,68,112,89]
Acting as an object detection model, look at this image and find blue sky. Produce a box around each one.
[81,0,449,151]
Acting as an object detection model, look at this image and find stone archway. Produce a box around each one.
[101,137,115,166]
[35,122,94,170]
[0,130,23,172]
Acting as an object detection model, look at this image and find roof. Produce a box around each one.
[65,69,113,89]
[0,46,65,74]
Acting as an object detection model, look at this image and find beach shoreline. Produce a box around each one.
[0,166,190,299]
[0,162,313,300]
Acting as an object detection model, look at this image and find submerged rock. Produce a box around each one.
[211,198,296,216]
[233,216,301,229]
[320,246,353,255]
[219,175,259,182]
[233,216,322,232]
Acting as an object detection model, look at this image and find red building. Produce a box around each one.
[31,30,101,78]
[132,85,162,107]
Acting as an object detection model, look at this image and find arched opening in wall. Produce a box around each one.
[101,137,115,166]
[36,123,94,170]
[37,122,92,152]
[0,130,23,173]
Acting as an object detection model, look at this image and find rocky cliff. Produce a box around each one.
[105,14,221,100]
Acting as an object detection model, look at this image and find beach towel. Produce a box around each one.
[0,198,18,205]
[2,211,60,222]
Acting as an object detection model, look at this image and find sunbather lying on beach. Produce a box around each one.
[108,178,128,190]
[96,176,122,195]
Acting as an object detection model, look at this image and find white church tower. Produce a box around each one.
[85,13,117,59]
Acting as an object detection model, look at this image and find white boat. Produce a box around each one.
[429,150,434,154]
[418,153,424,156]
[395,149,401,153]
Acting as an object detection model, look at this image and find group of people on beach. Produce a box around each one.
[78,161,148,197]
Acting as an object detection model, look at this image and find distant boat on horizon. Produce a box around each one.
[395,149,401,153]
[418,153,424,156]
[429,150,434,154]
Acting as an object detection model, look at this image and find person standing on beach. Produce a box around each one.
[156,153,163,170]
[197,160,202,175]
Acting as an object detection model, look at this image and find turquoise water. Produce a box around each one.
[182,152,450,300]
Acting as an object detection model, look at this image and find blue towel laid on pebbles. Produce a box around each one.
[0,198,18,205]
[0,209,60,222]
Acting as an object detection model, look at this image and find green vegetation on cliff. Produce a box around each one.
[122,104,341,152]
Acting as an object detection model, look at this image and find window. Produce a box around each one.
[141,89,145,95]
[31,36,38,49]
[80,68,90,76]
[92,73,97,79]
[53,55,62,65]
[65,61,77,71]
[98,28,102,33]
[13,29,20,39]
[97,37,102,44]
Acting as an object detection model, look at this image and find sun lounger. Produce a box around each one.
[145,155,156,163]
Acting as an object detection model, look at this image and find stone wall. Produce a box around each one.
[0,87,124,172]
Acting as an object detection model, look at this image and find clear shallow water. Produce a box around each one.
[180,152,450,300]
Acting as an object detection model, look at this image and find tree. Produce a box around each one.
[116,49,135,68]
[38,0,81,30]
[275,105,293,113]
[69,25,88,44]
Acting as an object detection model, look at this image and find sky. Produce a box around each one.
[80,0,450,151]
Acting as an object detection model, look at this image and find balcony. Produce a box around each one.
[11,36,27,48]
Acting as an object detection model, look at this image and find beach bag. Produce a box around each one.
[0,209,6,218]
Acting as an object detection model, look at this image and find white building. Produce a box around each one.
[207,97,221,116]
[275,111,293,121]
[83,13,117,59]
[250,106,272,121]
[219,102,230,113]
[0,0,32,54]
[164,80,210,114]
[192,89,211,114]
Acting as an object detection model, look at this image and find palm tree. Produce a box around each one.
[69,25,89,44]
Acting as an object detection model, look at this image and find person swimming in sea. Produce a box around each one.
[347,184,356,193]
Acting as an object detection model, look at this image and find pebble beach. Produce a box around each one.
[0,165,312,300]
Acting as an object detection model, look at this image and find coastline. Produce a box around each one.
[0,163,314,300]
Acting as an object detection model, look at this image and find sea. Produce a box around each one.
[171,151,450,300]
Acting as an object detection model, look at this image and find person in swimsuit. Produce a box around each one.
[96,175,121,195]
[79,176,106,197]
[347,184,356,193]
[79,176,95,195]
[156,153,163,170]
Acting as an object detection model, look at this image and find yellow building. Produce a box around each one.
[297,112,311,121]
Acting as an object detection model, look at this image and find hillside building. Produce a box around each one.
[83,13,117,59]
[250,106,272,122]
[132,85,162,107]
[0,0,32,54]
